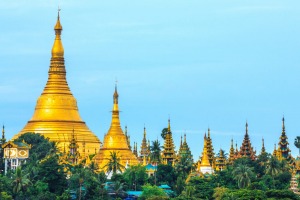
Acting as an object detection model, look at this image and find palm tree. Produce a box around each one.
[103,151,125,174]
[232,164,254,188]
[150,140,162,164]
[266,156,281,177]
[175,155,194,178]
[11,166,31,194]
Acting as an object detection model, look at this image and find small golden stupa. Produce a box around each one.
[13,11,101,155]
[93,85,139,171]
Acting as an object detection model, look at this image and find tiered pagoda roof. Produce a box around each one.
[277,117,291,160]
[139,127,150,162]
[260,138,266,155]
[177,134,193,162]
[216,149,226,171]
[228,139,235,164]
[161,119,176,165]
[239,122,256,160]
[206,128,215,166]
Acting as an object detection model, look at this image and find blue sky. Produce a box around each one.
[1,1,300,160]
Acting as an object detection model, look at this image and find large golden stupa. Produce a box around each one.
[93,86,139,171]
[13,12,101,155]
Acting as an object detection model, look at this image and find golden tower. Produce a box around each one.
[215,149,226,171]
[139,126,150,163]
[197,133,214,174]
[161,119,176,165]
[13,12,101,155]
[228,139,235,164]
[93,86,139,171]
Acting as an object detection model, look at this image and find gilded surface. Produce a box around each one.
[13,13,101,155]
[93,87,139,171]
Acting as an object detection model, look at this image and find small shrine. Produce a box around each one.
[2,140,30,174]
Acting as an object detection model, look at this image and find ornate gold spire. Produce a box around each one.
[197,133,214,174]
[200,134,210,167]
[228,138,235,164]
[93,86,138,171]
[239,122,256,160]
[206,128,215,166]
[0,125,6,145]
[14,11,100,155]
[139,126,150,163]
[216,149,226,171]
[277,117,291,160]
[162,118,176,165]
[260,138,266,155]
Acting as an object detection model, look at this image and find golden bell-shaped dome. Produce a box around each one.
[13,11,101,155]
[93,85,139,171]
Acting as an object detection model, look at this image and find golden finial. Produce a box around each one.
[282,116,285,130]
[168,117,171,132]
[184,133,186,143]
[143,126,146,138]
[208,127,211,138]
[245,121,248,135]
[113,82,119,105]
[52,8,64,58]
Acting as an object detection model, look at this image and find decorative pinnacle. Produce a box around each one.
[184,133,186,143]
[143,126,146,138]
[245,121,248,135]
[282,116,285,131]
[168,117,171,132]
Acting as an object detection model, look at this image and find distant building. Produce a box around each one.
[2,140,30,174]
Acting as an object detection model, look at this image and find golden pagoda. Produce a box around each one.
[206,128,215,166]
[239,122,256,160]
[277,117,291,160]
[139,127,150,163]
[228,139,235,164]
[197,133,214,174]
[93,86,138,171]
[215,149,226,171]
[260,138,266,155]
[161,119,176,165]
[13,11,100,155]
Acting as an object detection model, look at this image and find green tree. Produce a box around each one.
[213,187,229,200]
[232,164,255,188]
[161,128,168,140]
[37,153,67,195]
[123,164,147,191]
[150,140,162,164]
[223,189,266,200]
[0,192,13,200]
[266,156,280,177]
[11,166,31,195]
[295,136,300,156]
[103,151,125,174]
[187,177,214,199]
[174,155,194,179]
[139,184,168,200]
[156,164,177,188]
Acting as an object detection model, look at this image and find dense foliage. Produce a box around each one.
[0,134,298,200]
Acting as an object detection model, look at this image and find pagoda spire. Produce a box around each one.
[125,126,132,151]
[93,86,139,170]
[277,117,291,160]
[239,122,256,160]
[162,118,176,165]
[139,126,150,163]
[177,133,193,162]
[228,138,235,164]
[1,125,6,145]
[197,133,214,174]
[206,128,215,166]
[260,138,266,155]
[216,149,226,171]
[14,11,100,155]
